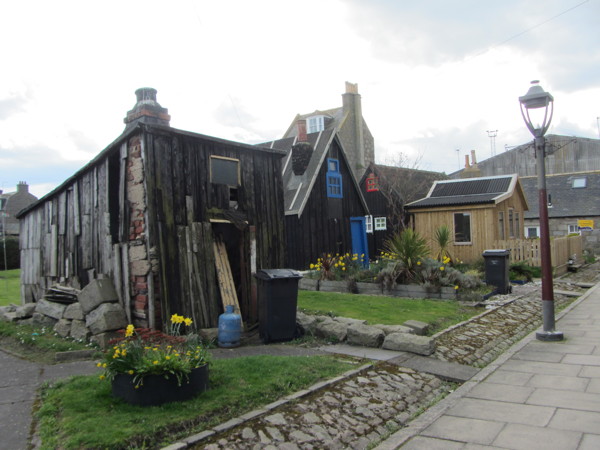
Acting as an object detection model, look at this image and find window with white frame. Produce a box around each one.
[365,215,373,233]
[525,226,540,238]
[568,224,580,234]
[572,177,587,188]
[307,115,325,133]
[374,217,387,231]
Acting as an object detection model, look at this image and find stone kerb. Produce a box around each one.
[297,311,435,355]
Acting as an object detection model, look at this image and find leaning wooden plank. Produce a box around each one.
[213,240,241,315]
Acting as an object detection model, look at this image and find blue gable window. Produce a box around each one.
[326,158,343,198]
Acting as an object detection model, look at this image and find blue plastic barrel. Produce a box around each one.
[218,305,241,348]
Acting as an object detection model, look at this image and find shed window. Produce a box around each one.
[374,217,387,231]
[498,211,505,240]
[365,215,373,233]
[572,177,587,188]
[326,158,343,198]
[454,212,471,243]
[508,208,515,238]
[307,115,325,133]
[210,156,239,186]
[515,212,520,239]
[366,175,379,192]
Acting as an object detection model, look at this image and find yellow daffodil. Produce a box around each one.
[153,360,159,365]
[128,370,134,375]
[454,285,459,290]
[99,375,105,380]
[440,266,445,271]
[184,317,193,326]
[96,362,102,367]
[125,324,135,337]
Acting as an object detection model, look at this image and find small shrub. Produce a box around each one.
[509,262,540,282]
[383,229,430,283]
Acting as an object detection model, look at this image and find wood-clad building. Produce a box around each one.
[261,83,370,269]
[359,162,447,258]
[18,88,286,329]
[405,174,528,263]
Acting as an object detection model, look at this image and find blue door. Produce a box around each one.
[350,217,369,267]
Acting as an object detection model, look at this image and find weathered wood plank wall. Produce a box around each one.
[285,140,367,269]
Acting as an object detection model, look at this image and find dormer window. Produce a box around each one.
[326,158,343,198]
[572,177,587,188]
[366,174,379,192]
[307,115,325,133]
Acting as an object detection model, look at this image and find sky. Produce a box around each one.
[1,0,599,198]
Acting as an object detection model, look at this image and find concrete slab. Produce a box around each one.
[465,382,534,403]
[527,387,600,412]
[502,359,581,377]
[401,436,465,449]
[548,408,600,434]
[510,350,564,363]
[527,374,590,392]
[580,365,600,377]
[484,369,533,386]
[586,378,600,393]
[317,343,408,361]
[446,397,554,427]
[580,434,600,450]
[492,423,581,450]
[523,342,595,355]
[562,354,600,366]
[421,415,504,445]
[394,355,479,383]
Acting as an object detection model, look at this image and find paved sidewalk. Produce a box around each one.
[376,283,600,450]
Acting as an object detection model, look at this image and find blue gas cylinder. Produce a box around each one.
[218,305,241,348]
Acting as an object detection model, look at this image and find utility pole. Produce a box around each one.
[486,130,498,157]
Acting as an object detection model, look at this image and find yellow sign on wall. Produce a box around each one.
[578,219,594,230]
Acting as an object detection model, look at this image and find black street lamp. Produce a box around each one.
[519,80,564,342]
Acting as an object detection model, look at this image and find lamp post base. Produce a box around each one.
[536,330,564,342]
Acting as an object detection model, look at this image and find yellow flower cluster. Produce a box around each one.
[125,324,135,337]
[170,314,193,326]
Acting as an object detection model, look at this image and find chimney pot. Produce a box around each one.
[464,155,470,168]
[124,87,171,129]
[471,150,477,165]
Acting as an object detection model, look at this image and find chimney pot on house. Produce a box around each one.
[471,150,477,165]
[464,155,470,168]
[124,87,171,129]
[17,181,28,193]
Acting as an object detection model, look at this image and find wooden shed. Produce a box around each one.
[17,88,286,329]
[405,174,528,263]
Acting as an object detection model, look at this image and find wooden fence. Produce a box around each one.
[493,235,583,275]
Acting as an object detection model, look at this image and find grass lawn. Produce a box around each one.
[0,321,98,363]
[0,269,20,306]
[298,290,480,334]
[37,355,356,449]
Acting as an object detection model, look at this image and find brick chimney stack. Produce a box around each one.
[291,119,313,176]
[124,87,171,130]
[17,181,28,193]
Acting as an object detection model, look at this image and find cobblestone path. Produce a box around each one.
[188,276,588,450]
[198,365,452,450]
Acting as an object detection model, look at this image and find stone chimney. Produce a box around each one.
[17,181,28,193]
[342,82,368,178]
[124,87,171,130]
[291,119,313,176]
[461,150,481,178]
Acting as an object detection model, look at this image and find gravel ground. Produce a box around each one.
[190,263,600,450]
